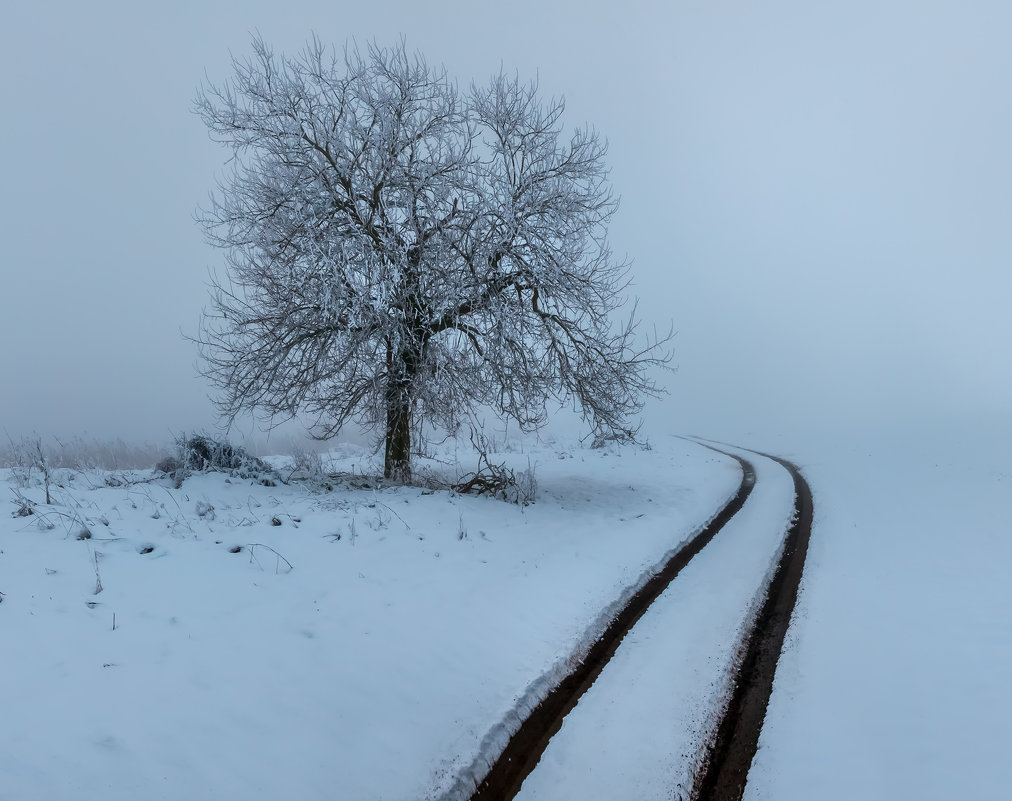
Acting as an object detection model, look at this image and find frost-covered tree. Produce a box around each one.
[195,37,671,482]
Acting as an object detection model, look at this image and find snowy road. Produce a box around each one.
[470,447,802,801]
[466,449,757,800]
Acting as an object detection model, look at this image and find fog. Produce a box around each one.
[2,1,1009,449]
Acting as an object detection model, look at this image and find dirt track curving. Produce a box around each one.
[689,447,814,801]
[469,451,756,801]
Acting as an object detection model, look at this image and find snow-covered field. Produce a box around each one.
[0,437,741,801]
[4,426,1008,800]
[744,424,1012,801]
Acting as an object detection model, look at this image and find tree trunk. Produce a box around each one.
[384,386,412,483]
[384,343,415,483]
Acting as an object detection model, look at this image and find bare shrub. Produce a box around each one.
[164,433,278,487]
[454,431,536,506]
[287,445,326,481]
[2,435,165,472]
[4,435,53,503]
[10,488,36,518]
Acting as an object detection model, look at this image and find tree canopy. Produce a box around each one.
[195,37,670,481]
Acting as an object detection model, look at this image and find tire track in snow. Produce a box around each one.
[689,446,814,801]
[467,450,757,801]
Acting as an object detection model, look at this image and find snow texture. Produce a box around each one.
[743,427,1012,801]
[0,437,738,801]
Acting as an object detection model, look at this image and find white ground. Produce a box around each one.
[0,437,740,801]
[4,427,1009,800]
[743,424,1012,801]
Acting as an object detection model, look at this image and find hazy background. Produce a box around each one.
[2,0,1009,451]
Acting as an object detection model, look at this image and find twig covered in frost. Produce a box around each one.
[90,547,103,595]
[246,544,294,574]
[369,497,410,530]
[10,488,36,518]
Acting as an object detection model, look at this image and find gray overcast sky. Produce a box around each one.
[2,1,1010,447]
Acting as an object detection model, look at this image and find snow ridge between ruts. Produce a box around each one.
[680,491,798,799]
[431,480,744,801]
